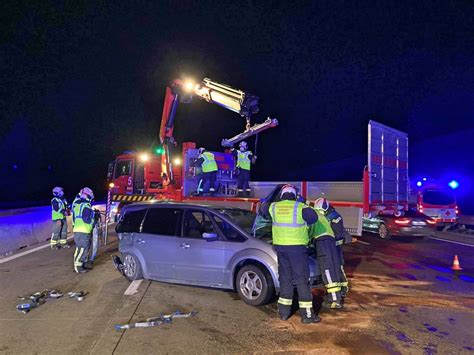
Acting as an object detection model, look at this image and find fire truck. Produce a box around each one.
[107,77,412,238]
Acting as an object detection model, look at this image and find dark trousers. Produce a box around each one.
[51,219,67,246]
[199,171,217,193]
[315,236,343,302]
[336,244,349,293]
[276,247,313,306]
[237,169,251,193]
[73,232,90,272]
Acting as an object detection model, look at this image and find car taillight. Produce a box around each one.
[455,206,459,214]
[395,219,411,225]
[426,219,436,225]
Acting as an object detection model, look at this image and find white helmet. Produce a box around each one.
[80,187,94,201]
[314,197,329,212]
[198,147,205,155]
[239,141,248,151]
[52,186,64,197]
[280,184,297,198]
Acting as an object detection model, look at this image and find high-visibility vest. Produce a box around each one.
[269,200,308,246]
[200,151,218,173]
[73,202,93,234]
[51,197,66,220]
[309,209,335,240]
[236,151,252,170]
[71,195,81,225]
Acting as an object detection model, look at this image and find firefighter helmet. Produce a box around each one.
[52,186,64,197]
[198,147,205,155]
[280,184,297,198]
[239,141,248,151]
[314,197,329,212]
[80,187,94,201]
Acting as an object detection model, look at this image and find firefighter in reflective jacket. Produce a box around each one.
[73,187,94,273]
[316,198,352,298]
[196,147,218,195]
[261,185,320,324]
[51,186,69,249]
[233,141,256,197]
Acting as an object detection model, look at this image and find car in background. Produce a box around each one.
[362,208,437,239]
[113,201,320,306]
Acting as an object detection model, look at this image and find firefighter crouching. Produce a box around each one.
[261,185,320,324]
[51,186,70,249]
[315,198,352,298]
[73,187,94,274]
[233,141,257,197]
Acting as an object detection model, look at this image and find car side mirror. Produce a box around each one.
[202,232,219,241]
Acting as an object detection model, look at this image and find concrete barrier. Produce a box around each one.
[0,204,104,257]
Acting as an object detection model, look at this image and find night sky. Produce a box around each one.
[1,1,473,210]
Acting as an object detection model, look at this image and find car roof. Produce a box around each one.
[121,200,249,212]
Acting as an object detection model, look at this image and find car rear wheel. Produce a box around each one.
[122,253,143,281]
[378,223,391,239]
[236,264,274,306]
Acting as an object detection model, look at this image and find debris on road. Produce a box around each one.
[68,291,88,301]
[115,310,198,331]
[16,289,88,313]
[16,289,63,313]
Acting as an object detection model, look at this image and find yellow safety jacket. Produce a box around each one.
[200,151,218,173]
[269,200,308,246]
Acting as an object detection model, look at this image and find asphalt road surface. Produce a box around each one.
[0,231,473,354]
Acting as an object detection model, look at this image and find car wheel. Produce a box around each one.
[378,223,391,239]
[236,264,274,306]
[122,253,143,281]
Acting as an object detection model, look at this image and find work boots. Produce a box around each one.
[277,303,291,321]
[322,301,343,309]
[299,307,321,324]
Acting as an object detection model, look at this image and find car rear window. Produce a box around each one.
[423,190,455,205]
[141,208,183,236]
[115,208,147,233]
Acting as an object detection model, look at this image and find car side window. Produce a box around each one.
[115,208,147,233]
[182,210,217,239]
[213,216,246,242]
[141,208,182,236]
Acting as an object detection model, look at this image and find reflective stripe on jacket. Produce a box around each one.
[269,200,308,246]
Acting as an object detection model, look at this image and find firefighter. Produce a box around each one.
[51,186,69,249]
[261,185,320,324]
[233,141,256,197]
[196,147,218,195]
[310,199,344,309]
[72,187,94,273]
[316,198,352,298]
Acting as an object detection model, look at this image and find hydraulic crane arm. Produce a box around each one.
[158,78,275,184]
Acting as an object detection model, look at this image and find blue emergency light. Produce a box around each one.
[448,180,459,190]
[416,181,422,187]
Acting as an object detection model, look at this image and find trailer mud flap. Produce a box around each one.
[112,255,125,275]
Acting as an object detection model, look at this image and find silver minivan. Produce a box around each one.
[114,201,319,306]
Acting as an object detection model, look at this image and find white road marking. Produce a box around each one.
[428,236,474,248]
[0,235,74,264]
[124,279,143,296]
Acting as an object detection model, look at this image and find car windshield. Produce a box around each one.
[423,190,455,205]
[212,208,256,235]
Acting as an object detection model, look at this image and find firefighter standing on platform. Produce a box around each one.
[233,141,256,197]
[261,185,320,324]
[316,198,352,299]
[196,147,218,195]
[310,198,344,309]
[51,186,70,249]
[72,187,94,274]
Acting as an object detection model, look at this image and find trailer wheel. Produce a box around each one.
[378,223,391,239]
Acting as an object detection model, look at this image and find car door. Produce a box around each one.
[136,207,183,280]
[173,209,225,286]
